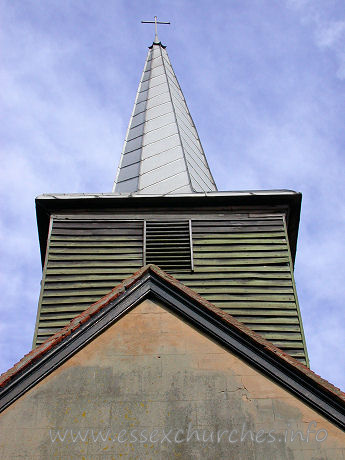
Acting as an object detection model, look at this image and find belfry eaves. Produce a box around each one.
[113,41,217,194]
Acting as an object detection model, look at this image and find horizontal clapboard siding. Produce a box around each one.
[34,219,144,345]
[34,212,307,365]
[172,217,306,363]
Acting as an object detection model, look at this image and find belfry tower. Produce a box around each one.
[32,25,308,365]
[2,21,345,459]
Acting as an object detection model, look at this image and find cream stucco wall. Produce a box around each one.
[0,298,344,459]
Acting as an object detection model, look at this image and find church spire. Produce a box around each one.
[113,30,217,194]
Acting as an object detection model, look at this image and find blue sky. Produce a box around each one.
[1,0,344,390]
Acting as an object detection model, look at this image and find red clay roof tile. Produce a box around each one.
[1,264,344,407]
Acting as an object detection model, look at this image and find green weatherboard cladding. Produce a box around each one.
[33,209,308,365]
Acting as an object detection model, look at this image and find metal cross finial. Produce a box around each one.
[141,16,170,43]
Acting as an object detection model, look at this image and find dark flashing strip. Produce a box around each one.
[149,41,167,49]
[0,265,344,430]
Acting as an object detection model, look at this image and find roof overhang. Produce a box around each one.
[35,190,302,267]
[1,265,343,429]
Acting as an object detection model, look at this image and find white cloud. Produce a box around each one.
[287,0,345,79]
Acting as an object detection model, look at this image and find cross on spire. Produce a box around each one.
[141,16,170,44]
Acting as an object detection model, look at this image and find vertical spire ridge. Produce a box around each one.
[113,36,217,195]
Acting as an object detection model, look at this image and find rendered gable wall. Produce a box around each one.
[2,298,344,459]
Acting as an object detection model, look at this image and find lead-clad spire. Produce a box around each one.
[113,40,217,194]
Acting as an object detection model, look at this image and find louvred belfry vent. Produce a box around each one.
[144,220,193,272]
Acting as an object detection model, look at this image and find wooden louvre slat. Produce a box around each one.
[144,220,192,272]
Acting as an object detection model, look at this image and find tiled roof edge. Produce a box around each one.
[1,264,344,408]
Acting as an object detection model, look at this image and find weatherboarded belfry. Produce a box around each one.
[1,21,344,459]
[31,29,308,364]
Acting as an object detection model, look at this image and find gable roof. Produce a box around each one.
[1,264,344,430]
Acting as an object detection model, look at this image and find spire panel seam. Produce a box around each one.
[126,124,145,142]
[164,66,178,85]
[141,146,184,175]
[136,90,149,104]
[179,131,208,166]
[139,169,190,193]
[145,80,169,95]
[184,151,213,185]
[142,123,178,147]
[163,52,217,191]
[143,72,167,86]
[146,91,171,107]
[186,168,213,192]
[171,93,193,119]
[116,167,142,182]
[178,127,211,168]
[180,134,208,169]
[141,156,185,177]
[168,79,188,103]
[117,157,141,169]
[149,54,164,64]
[184,149,215,184]
[171,100,194,127]
[148,65,166,80]
[130,112,146,129]
[146,91,171,110]
[144,112,176,134]
[159,45,194,191]
[141,135,180,161]
[176,115,202,146]
[124,135,143,154]
[186,160,215,191]
[171,100,195,129]
[147,85,170,101]
[150,56,164,69]
[113,48,152,192]
[141,70,151,82]
[178,130,204,162]
[188,169,209,192]
[140,173,189,193]
[145,101,174,121]
[142,130,179,148]
[114,176,139,193]
[170,93,191,116]
[133,100,147,116]
[162,55,173,70]
[140,134,180,162]
[164,72,183,95]
[140,143,183,162]
[126,120,177,145]
[143,118,177,138]
[165,184,194,194]
[139,80,150,92]
[172,104,196,134]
